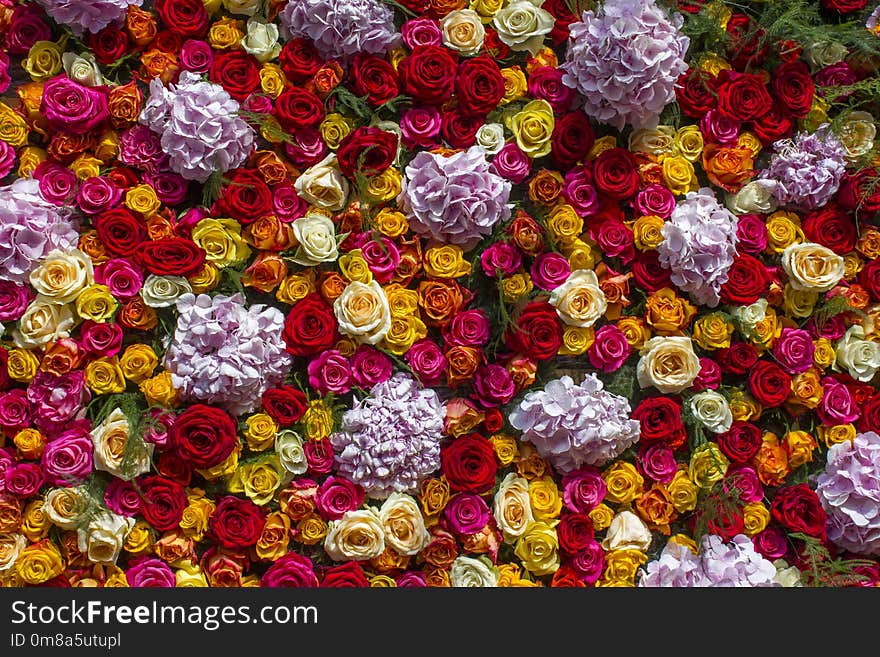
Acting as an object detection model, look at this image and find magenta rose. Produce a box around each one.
[405,339,447,386]
[817,377,860,425]
[350,345,392,388]
[104,479,142,517]
[723,464,764,504]
[95,259,143,300]
[637,444,677,484]
[41,75,110,135]
[699,108,740,145]
[473,364,516,408]
[443,309,490,348]
[27,371,89,434]
[76,176,122,215]
[0,282,31,322]
[143,172,189,206]
[271,183,308,223]
[633,183,676,218]
[400,106,442,149]
[127,557,176,587]
[562,467,607,513]
[401,17,442,48]
[304,437,335,475]
[587,324,631,372]
[442,493,490,534]
[315,476,365,521]
[692,357,720,390]
[491,142,531,183]
[0,141,14,178]
[752,527,788,560]
[562,167,600,217]
[261,552,319,587]
[735,214,768,254]
[396,571,427,587]
[568,539,605,584]
[79,320,124,357]
[41,426,93,486]
[307,350,352,397]
[530,252,571,290]
[33,161,78,205]
[357,236,400,284]
[772,327,815,375]
[0,390,31,431]
[180,39,214,73]
[480,242,522,278]
[5,462,43,498]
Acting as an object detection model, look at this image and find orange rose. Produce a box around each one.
[418,279,468,326]
[47,132,93,162]
[146,212,175,240]
[0,495,21,533]
[244,215,293,251]
[243,254,288,293]
[753,432,790,487]
[370,547,410,573]
[443,397,485,437]
[418,477,450,522]
[597,263,632,320]
[701,144,754,193]
[154,530,196,564]
[60,531,89,569]
[78,230,110,265]
[203,550,245,588]
[856,226,880,259]
[108,81,142,128]
[425,566,451,587]
[528,169,564,205]
[635,485,677,532]
[278,483,318,521]
[140,49,179,84]
[422,532,458,568]
[391,238,423,286]
[516,443,549,480]
[445,345,482,387]
[508,209,544,256]
[255,512,291,561]
[844,283,870,310]
[637,158,664,187]
[308,62,344,98]
[17,82,48,136]
[645,287,697,333]
[250,150,292,186]
[126,6,158,47]
[39,338,83,376]
[117,297,159,331]
[508,354,537,392]
[319,271,348,303]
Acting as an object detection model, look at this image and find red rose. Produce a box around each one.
[152,31,182,56]
[858,259,880,302]
[724,14,767,70]
[155,452,192,487]
[398,45,458,106]
[550,565,587,587]
[716,70,773,122]
[349,54,399,106]
[209,496,266,550]
[505,301,563,361]
[336,126,398,179]
[821,0,869,12]
[550,112,595,170]
[631,397,687,450]
[214,169,272,224]
[719,253,770,305]
[750,102,795,145]
[94,208,147,257]
[857,391,880,433]
[283,293,339,357]
[771,484,827,538]
[274,87,325,133]
[772,61,814,119]
[748,360,792,407]
[676,69,718,118]
[155,0,208,37]
[557,513,595,554]
[455,56,505,117]
[321,562,370,587]
[440,109,482,149]
[139,476,187,531]
[279,38,323,84]
[5,5,52,56]
[261,386,308,426]
[138,237,206,277]
[717,421,763,463]
[716,342,759,375]
[592,148,639,200]
[170,404,239,469]
[441,433,498,494]
[631,251,672,294]
[542,0,577,45]
[482,27,510,60]
[209,51,260,102]
[802,202,857,255]
[837,168,880,215]
[87,26,130,66]
[706,505,745,540]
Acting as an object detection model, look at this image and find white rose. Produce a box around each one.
[0,533,25,572]
[275,429,308,475]
[77,511,134,564]
[90,408,153,479]
[43,487,91,530]
[379,493,430,556]
[493,473,534,542]
[291,213,340,266]
[141,275,193,308]
[293,154,350,212]
[222,0,260,15]
[689,390,733,434]
[637,336,700,394]
[450,555,499,587]
[730,299,768,334]
[242,20,281,63]
[62,52,103,86]
[324,508,386,561]
[442,9,486,55]
[28,248,94,304]
[334,280,391,345]
[772,559,803,587]
[601,510,652,551]
[839,111,876,162]
[781,241,845,292]
[13,299,75,349]
[804,41,848,70]
[549,268,608,328]
[475,123,506,155]
[492,0,554,56]
[835,325,880,382]
[726,179,779,215]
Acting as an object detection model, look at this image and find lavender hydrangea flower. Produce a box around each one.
[657,187,739,308]
[817,431,880,555]
[398,146,512,250]
[0,179,79,285]
[639,534,779,587]
[330,372,445,499]
[164,293,291,416]
[758,126,848,211]
[278,0,399,61]
[37,0,142,36]
[560,0,689,130]
[508,374,640,473]
[139,72,255,183]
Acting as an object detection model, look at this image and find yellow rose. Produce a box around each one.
[14,429,45,460]
[75,284,117,322]
[751,306,781,347]
[603,462,644,504]
[84,357,127,395]
[363,167,402,205]
[602,549,648,585]
[21,499,51,542]
[667,533,699,553]
[490,434,519,466]
[729,390,762,422]
[674,125,704,162]
[70,155,102,180]
[197,445,241,481]
[256,511,291,561]
[661,154,698,195]
[338,250,372,284]
[813,338,835,370]
[123,521,153,555]
[23,41,63,81]
[737,131,763,159]
[789,368,822,409]
[667,467,698,513]
[765,211,804,254]
[563,237,597,271]
[589,504,614,531]
[192,218,252,268]
[423,245,472,279]
[380,315,427,354]
[688,443,729,489]
[125,184,161,216]
[7,348,39,383]
[843,253,862,280]
[276,271,315,305]
[529,476,562,521]
[588,135,618,160]
[189,262,221,294]
[16,540,64,584]
[180,497,215,541]
[208,16,245,49]
[471,0,503,20]
[18,146,47,177]
[303,400,334,441]
[546,203,583,243]
[510,100,554,158]
[94,131,119,164]
[782,284,819,319]
[296,514,327,545]
[559,325,595,356]
[818,423,856,448]
[175,563,208,587]
[244,413,278,452]
[228,457,284,505]
[633,215,665,251]
[514,522,559,576]
[372,208,409,238]
[319,112,352,150]
[617,316,651,350]
[500,66,527,104]
[119,344,158,383]
[692,312,734,350]
[139,371,180,408]
[0,103,29,147]
[501,273,533,304]
[784,430,817,468]
[742,503,770,537]
[259,63,287,98]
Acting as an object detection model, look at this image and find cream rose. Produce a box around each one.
[141,275,193,308]
[291,213,340,266]
[689,389,733,434]
[450,555,499,587]
[90,408,153,479]
[379,493,430,556]
[781,241,845,292]
[475,123,506,155]
[804,41,848,70]
[773,559,803,587]
[839,111,876,162]
[628,126,676,156]
[492,0,554,56]
[334,280,391,345]
[0,533,25,571]
[726,179,779,215]
[493,473,535,542]
[324,508,386,561]
[13,299,76,349]
[601,510,652,551]
[637,336,700,394]
[293,154,350,212]
[43,486,91,530]
[77,511,134,564]
[62,52,103,86]
[441,9,486,55]
[835,325,880,382]
[242,20,281,63]
[275,429,308,475]
[549,268,608,328]
[730,299,768,334]
[222,0,260,15]
[29,248,94,304]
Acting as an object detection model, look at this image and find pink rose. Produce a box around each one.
[0,281,32,322]
[531,252,571,290]
[0,390,32,431]
[473,363,515,408]
[33,161,78,206]
[307,349,352,396]
[41,427,93,486]
[40,75,110,135]
[405,338,447,386]
[315,475,364,520]
[637,444,677,484]
[350,345,392,389]
[79,320,124,357]
[95,259,143,300]
[401,106,442,149]
[817,377,860,425]
[104,479,143,517]
[587,324,631,372]
[76,176,123,215]
[480,242,522,278]
[5,462,43,498]
[443,309,490,348]
[634,184,675,218]
[772,327,815,374]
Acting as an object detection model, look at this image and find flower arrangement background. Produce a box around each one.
[0,0,879,588]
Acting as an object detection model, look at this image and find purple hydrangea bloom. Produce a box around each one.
[164,293,291,416]
[0,179,79,285]
[639,534,779,587]
[817,431,880,556]
[398,146,512,250]
[278,0,399,61]
[330,373,445,499]
[560,0,689,130]
[657,187,739,308]
[758,126,848,211]
[37,0,142,36]
[508,374,640,473]
[139,72,255,183]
